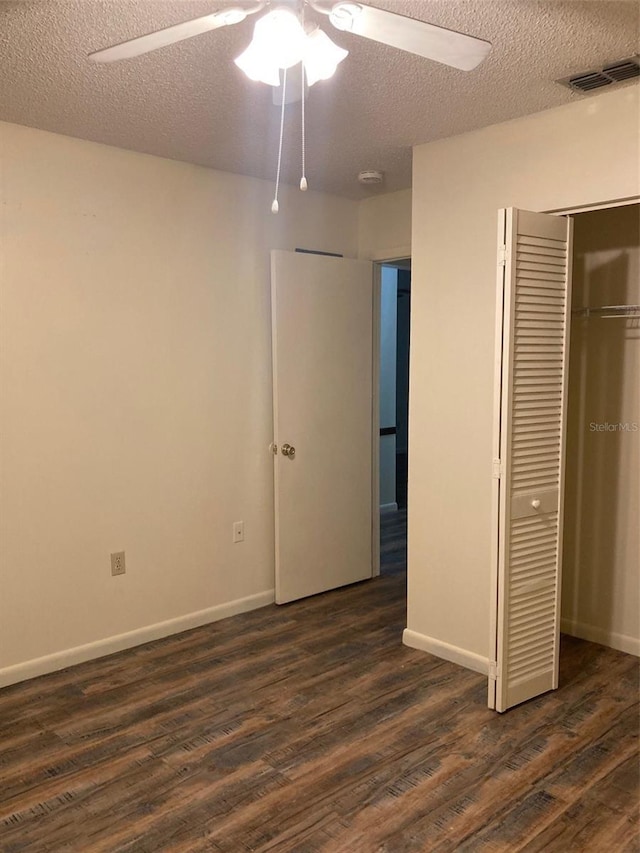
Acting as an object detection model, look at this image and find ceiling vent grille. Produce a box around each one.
[558,56,639,93]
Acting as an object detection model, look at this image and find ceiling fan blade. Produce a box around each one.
[328,2,491,71]
[89,4,265,63]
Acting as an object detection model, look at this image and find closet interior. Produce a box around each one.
[562,203,639,657]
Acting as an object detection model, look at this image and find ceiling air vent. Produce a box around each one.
[603,59,640,83]
[558,56,640,93]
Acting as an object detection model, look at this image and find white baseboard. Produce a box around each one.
[0,589,275,689]
[402,628,489,675]
[380,502,398,514]
[561,617,639,657]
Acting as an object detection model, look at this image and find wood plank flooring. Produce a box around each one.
[380,509,407,577]
[1,512,638,852]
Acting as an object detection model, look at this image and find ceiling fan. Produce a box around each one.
[89,0,490,74]
[89,1,491,209]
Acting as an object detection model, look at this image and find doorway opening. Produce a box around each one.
[378,259,411,578]
[562,202,639,657]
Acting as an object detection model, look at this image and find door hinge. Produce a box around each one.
[498,245,507,267]
[489,661,500,679]
[492,458,504,479]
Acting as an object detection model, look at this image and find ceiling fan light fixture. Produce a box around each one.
[260,7,308,69]
[234,7,308,81]
[235,8,348,87]
[328,2,363,33]
[303,27,348,85]
[234,43,281,85]
[216,7,249,27]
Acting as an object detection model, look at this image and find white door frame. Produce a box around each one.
[544,195,639,216]
[372,263,381,577]
[488,210,508,709]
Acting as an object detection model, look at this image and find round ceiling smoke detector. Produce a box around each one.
[358,170,384,185]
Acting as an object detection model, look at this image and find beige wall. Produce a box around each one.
[358,189,412,261]
[406,86,640,669]
[562,204,639,655]
[0,121,359,684]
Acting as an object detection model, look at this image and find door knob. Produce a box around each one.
[531,499,541,510]
[281,443,296,459]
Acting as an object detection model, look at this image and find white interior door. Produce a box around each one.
[271,250,375,604]
[490,208,573,712]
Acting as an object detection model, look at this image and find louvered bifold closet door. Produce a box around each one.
[495,208,573,713]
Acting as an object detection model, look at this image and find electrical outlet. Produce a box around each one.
[232,521,244,544]
[111,551,126,576]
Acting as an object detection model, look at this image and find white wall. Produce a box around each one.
[562,204,639,655]
[406,87,640,670]
[0,121,359,685]
[379,266,398,508]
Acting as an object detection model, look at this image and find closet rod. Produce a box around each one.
[572,304,640,319]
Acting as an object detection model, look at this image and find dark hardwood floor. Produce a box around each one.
[1,514,638,852]
[380,508,407,577]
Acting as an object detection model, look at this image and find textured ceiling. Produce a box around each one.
[0,1,638,198]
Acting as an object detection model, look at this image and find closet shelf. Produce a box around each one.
[572,304,640,319]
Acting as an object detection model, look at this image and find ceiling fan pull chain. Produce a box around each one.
[272,68,288,214]
[300,63,308,191]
